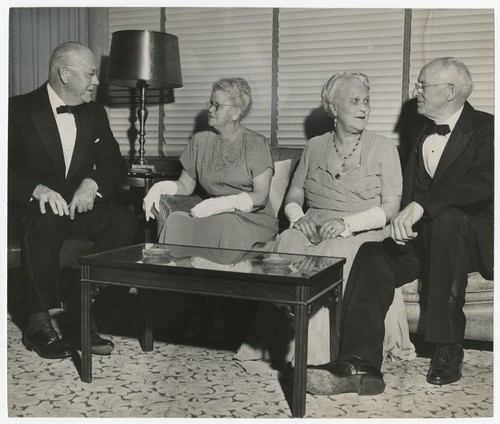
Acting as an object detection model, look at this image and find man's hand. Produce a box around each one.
[33,184,69,216]
[390,201,424,245]
[69,178,98,219]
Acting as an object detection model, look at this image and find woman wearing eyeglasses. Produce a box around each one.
[143,77,278,250]
[143,77,277,342]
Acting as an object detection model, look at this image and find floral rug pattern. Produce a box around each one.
[6,312,493,419]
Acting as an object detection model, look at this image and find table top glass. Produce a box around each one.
[81,243,345,281]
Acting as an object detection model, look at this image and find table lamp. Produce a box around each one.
[107,30,183,171]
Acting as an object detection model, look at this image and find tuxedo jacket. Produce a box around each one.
[401,101,494,275]
[8,83,127,210]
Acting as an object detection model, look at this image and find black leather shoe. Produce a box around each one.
[76,318,114,355]
[427,343,463,385]
[22,322,73,359]
[87,319,114,355]
[307,355,385,396]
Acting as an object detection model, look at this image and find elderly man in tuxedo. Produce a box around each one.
[306,57,493,395]
[9,42,137,359]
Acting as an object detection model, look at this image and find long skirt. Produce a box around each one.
[234,226,416,376]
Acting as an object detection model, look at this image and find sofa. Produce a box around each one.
[154,141,494,343]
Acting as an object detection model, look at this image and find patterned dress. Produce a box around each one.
[159,126,278,250]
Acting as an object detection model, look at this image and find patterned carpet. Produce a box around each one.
[5,289,495,420]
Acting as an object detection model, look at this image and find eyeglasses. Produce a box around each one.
[64,65,98,80]
[414,82,450,94]
[206,100,233,112]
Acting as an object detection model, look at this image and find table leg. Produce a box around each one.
[330,284,342,361]
[292,302,308,418]
[141,289,154,351]
[81,266,92,383]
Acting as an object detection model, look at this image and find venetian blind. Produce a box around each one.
[162,8,274,156]
[107,8,162,156]
[276,8,406,147]
[409,9,494,115]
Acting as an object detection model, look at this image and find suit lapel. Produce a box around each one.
[432,105,473,183]
[66,106,93,183]
[30,89,66,180]
[401,123,428,208]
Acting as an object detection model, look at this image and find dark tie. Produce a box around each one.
[56,104,84,115]
[425,123,451,136]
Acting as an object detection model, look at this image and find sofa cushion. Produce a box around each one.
[402,272,493,342]
[402,272,493,303]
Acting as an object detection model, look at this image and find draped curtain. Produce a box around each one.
[9,7,109,97]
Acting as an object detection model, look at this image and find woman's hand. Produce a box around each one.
[292,216,317,240]
[190,192,253,218]
[143,181,178,221]
[318,218,346,240]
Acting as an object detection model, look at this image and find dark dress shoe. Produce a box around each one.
[90,333,114,356]
[427,343,463,385]
[307,355,385,396]
[22,322,73,359]
[78,318,114,355]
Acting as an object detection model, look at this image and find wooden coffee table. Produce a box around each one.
[80,243,344,418]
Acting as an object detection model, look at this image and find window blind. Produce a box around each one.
[107,8,162,156]
[409,9,494,115]
[277,8,406,147]
[162,8,273,156]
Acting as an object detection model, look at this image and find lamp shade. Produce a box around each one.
[107,30,182,89]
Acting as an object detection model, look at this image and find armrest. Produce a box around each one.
[153,194,203,237]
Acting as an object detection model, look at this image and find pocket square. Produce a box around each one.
[94,138,100,143]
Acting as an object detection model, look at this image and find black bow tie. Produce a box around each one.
[56,104,84,115]
[425,123,451,136]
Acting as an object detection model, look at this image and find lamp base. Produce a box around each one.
[130,163,157,173]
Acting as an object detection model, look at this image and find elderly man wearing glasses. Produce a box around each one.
[9,42,137,360]
[306,57,493,396]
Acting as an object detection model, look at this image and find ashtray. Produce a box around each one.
[262,257,292,267]
[142,246,170,258]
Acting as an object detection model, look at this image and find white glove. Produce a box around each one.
[143,180,178,221]
[284,202,305,228]
[190,192,253,218]
[340,206,386,237]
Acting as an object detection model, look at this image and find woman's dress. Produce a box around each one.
[158,126,278,248]
[235,130,416,375]
[157,126,279,343]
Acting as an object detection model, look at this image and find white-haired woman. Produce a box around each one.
[235,72,415,375]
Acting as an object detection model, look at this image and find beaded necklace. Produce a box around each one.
[333,132,362,169]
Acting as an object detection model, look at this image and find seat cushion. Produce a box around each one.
[402,272,493,342]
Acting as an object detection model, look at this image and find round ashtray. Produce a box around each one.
[265,266,292,276]
[262,257,292,267]
[142,246,170,258]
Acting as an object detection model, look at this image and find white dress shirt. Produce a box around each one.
[47,84,76,178]
[422,106,463,178]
